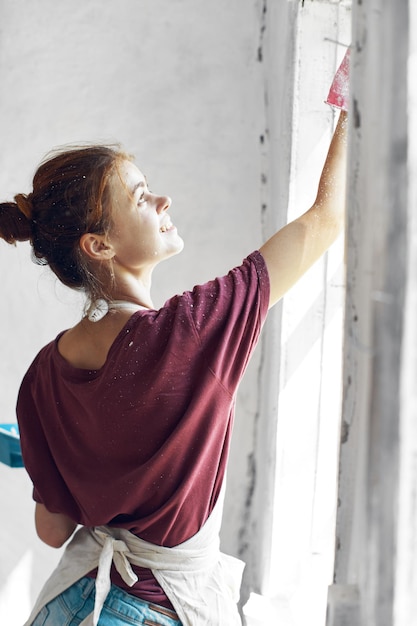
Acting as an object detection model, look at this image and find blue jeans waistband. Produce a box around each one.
[32,576,182,626]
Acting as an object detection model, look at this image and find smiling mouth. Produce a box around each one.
[160,220,173,233]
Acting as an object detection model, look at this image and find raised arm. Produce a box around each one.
[260,110,348,308]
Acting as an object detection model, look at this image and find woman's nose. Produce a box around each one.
[157,195,171,213]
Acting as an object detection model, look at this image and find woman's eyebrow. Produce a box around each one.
[131,174,150,193]
[131,181,146,194]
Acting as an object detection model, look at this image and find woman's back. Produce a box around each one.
[17,252,269,545]
[58,303,142,370]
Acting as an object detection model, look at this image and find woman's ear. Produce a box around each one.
[79,233,115,261]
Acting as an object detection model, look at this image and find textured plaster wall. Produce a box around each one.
[396,1,417,623]
[0,2,265,622]
[242,3,351,624]
[328,1,413,625]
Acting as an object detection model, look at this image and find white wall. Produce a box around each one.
[0,2,265,622]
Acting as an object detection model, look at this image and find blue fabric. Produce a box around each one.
[31,576,182,626]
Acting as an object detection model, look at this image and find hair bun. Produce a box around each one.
[0,200,33,244]
[14,193,34,220]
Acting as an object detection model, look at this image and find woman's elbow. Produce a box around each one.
[36,527,69,548]
[35,503,77,548]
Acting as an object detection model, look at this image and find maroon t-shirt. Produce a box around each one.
[17,251,269,605]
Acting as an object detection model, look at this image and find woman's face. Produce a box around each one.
[107,160,184,273]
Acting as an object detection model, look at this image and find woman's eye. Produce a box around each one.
[138,192,146,204]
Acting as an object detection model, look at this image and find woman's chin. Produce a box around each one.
[172,235,185,255]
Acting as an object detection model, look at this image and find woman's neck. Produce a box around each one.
[106,271,155,310]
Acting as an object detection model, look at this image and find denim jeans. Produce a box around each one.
[31,576,183,626]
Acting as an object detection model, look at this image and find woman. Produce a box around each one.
[0,56,348,626]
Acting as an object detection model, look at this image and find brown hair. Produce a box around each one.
[0,145,130,302]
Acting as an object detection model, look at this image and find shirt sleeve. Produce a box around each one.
[180,251,270,393]
[17,358,81,517]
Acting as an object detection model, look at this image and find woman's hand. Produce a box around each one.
[35,502,77,548]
